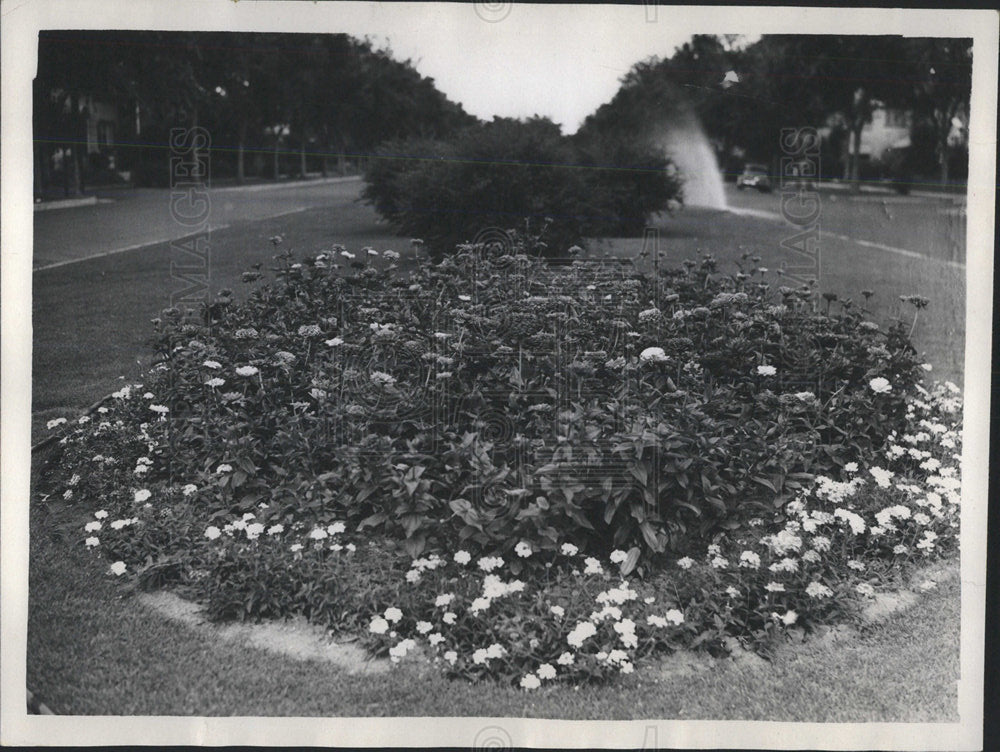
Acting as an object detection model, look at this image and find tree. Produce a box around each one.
[904,38,972,186]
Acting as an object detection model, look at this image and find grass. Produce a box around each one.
[27,183,964,718]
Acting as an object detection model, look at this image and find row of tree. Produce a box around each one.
[579,35,972,187]
[34,31,476,192]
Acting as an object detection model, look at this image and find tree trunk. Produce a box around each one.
[236,121,247,183]
[273,134,281,180]
[939,137,950,187]
[849,126,863,192]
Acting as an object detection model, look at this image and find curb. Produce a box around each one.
[213,174,362,194]
[34,196,99,212]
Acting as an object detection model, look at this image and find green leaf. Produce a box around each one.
[621,546,641,576]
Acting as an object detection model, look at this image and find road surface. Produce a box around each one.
[33,176,364,270]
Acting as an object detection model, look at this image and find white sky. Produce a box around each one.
[334,5,704,134]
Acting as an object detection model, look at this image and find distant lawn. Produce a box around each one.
[27,196,964,719]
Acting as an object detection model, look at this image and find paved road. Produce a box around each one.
[33,176,363,270]
[723,182,967,265]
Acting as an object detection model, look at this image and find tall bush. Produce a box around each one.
[362,117,680,257]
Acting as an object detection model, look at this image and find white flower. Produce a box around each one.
[847,559,866,571]
[47,418,67,429]
[768,557,799,573]
[340,250,356,259]
[802,549,821,564]
[93,509,109,520]
[202,360,222,369]
[435,593,454,607]
[457,294,472,302]
[182,484,198,496]
[550,605,565,617]
[764,582,785,593]
[384,607,403,623]
[369,617,389,635]
[442,612,457,625]
[869,466,895,488]
[514,541,533,558]
[725,586,740,598]
[235,365,259,377]
[245,523,265,540]
[810,535,832,552]
[710,555,728,570]
[806,582,833,598]
[470,597,491,614]
[149,404,169,414]
[557,652,575,666]
[85,536,100,547]
[453,550,471,565]
[416,621,433,634]
[640,346,667,362]
[869,377,892,394]
[738,550,761,569]
[664,609,685,625]
[216,464,233,474]
[560,543,579,556]
[325,337,344,347]
[204,526,221,540]
[205,377,226,388]
[536,663,557,680]
[290,543,304,553]
[477,556,503,572]
[676,556,694,570]
[833,509,866,535]
[609,549,628,564]
[583,557,604,575]
[844,462,859,473]
[308,528,328,541]
[780,610,798,625]
[428,633,445,646]
[756,364,777,376]
[566,621,598,648]
[472,648,489,665]
[267,524,284,536]
[134,489,152,503]
[109,561,127,576]
[327,521,346,535]
[856,583,876,597]
[486,643,506,660]
[520,673,541,690]
[444,650,458,664]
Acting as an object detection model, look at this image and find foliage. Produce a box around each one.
[38,235,961,687]
[362,117,681,257]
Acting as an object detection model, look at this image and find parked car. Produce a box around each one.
[736,163,772,192]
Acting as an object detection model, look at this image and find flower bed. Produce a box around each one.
[40,234,962,687]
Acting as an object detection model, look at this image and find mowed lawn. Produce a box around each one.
[26,182,965,718]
